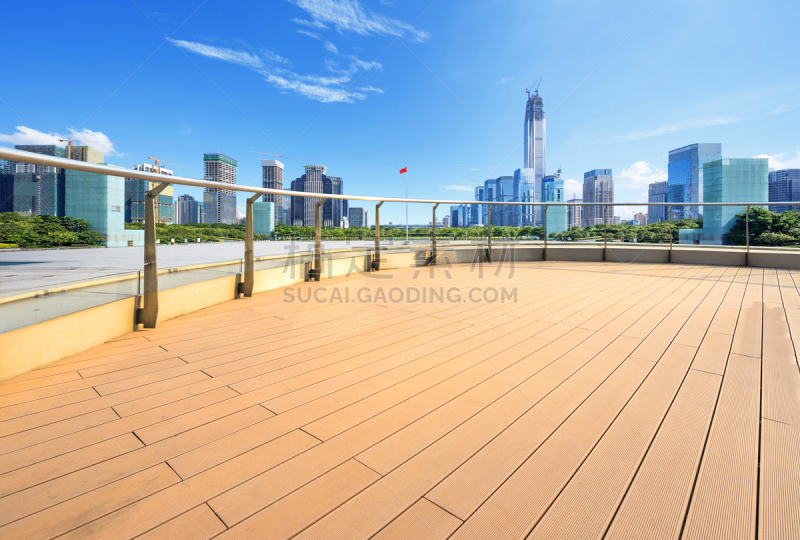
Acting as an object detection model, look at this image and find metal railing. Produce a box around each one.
[1,146,796,328]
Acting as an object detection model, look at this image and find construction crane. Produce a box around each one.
[251,151,283,159]
[147,156,185,170]
[526,76,542,99]
[57,136,122,147]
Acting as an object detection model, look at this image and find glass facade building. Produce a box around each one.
[768,169,800,213]
[12,145,67,217]
[582,169,613,227]
[0,159,12,213]
[175,194,200,224]
[471,187,484,226]
[203,191,237,225]
[348,207,367,228]
[125,164,174,224]
[252,202,275,236]
[542,172,567,235]
[667,143,722,219]
[513,168,537,227]
[261,159,284,225]
[648,181,669,223]
[290,165,344,227]
[679,158,768,245]
[449,204,469,228]
[524,92,546,226]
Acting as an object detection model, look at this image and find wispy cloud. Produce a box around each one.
[754,151,800,170]
[359,86,384,94]
[438,184,475,192]
[289,0,430,41]
[297,29,322,39]
[324,41,339,54]
[293,18,327,28]
[496,77,514,84]
[0,126,122,156]
[613,116,742,142]
[616,160,667,189]
[169,38,380,103]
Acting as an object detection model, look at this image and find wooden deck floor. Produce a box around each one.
[1,261,799,540]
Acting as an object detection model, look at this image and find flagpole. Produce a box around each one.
[405,169,409,242]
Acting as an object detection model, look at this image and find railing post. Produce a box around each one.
[603,205,607,262]
[373,201,384,271]
[543,205,548,261]
[310,198,328,281]
[745,205,750,267]
[139,182,170,328]
[431,203,439,265]
[240,192,261,297]
[486,204,495,263]
[667,205,673,263]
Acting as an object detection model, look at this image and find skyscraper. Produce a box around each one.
[126,163,174,224]
[252,202,275,236]
[11,145,67,217]
[203,153,237,224]
[768,169,800,213]
[0,159,13,213]
[290,165,344,227]
[582,169,613,227]
[567,197,582,229]
[542,170,567,234]
[449,204,469,227]
[471,187,484,226]
[261,159,284,225]
[348,207,368,228]
[513,168,536,227]
[175,194,200,224]
[523,89,545,225]
[679,158,768,245]
[668,143,722,219]
[648,180,669,223]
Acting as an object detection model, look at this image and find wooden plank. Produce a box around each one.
[135,505,226,540]
[372,498,462,540]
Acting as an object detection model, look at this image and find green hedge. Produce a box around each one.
[0,213,103,247]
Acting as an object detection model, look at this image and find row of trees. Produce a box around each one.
[0,213,103,248]
[727,208,800,246]
[124,222,271,244]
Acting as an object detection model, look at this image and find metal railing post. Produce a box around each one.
[486,204,494,263]
[373,201,384,271]
[668,205,673,263]
[543,205,548,261]
[603,205,607,262]
[745,205,750,267]
[139,182,170,328]
[240,192,261,297]
[310,198,328,281]
[431,203,439,265]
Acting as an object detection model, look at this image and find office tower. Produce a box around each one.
[513,168,537,227]
[11,145,67,216]
[290,165,344,227]
[542,170,567,234]
[679,158,768,245]
[125,164,174,224]
[524,90,546,225]
[0,159,12,213]
[65,164,144,247]
[66,145,104,164]
[449,204,469,227]
[348,207,368,228]
[471,187,484,226]
[252,201,275,236]
[484,176,514,226]
[668,143,722,219]
[482,178,495,226]
[633,212,647,226]
[648,181,669,223]
[203,153,237,224]
[567,197,582,228]
[261,159,284,225]
[442,214,450,228]
[582,169,613,227]
[768,169,800,212]
[175,194,200,224]
[342,199,349,228]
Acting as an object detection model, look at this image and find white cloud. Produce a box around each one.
[753,151,800,170]
[293,18,327,28]
[169,38,376,103]
[614,116,743,142]
[616,160,667,189]
[0,126,122,156]
[324,41,339,54]
[289,0,430,41]
[438,184,474,192]
[297,29,322,39]
[358,86,384,94]
[496,77,514,84]
[563,178,582,200]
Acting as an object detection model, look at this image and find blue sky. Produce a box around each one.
[1,0,799,222]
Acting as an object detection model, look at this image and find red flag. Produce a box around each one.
[399,167,407,174]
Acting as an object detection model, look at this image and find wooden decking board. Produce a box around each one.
[0,263,797,539]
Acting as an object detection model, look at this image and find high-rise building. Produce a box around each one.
[471,187,484,226]
[290,165,344,227]
[582,169,613,228]
[768,169,800,213]
[513,168,537,227]
[175,194,200,224]
[261,159,284,225]
[542,170,567,234]
[648,181,669,223]
[524,90,546,225]
[567,197,582,229]
[483,176,514,226]
[442,214,450,228]
[633,212,647,226]
[65,164,144,247]
[252,202,275,236]
[125,164,174,224]
[66,145,104,164]
[203,153,237,224]
[668,143,722,219]
[11,145,67,216]
[449,204,469,228]
[348,207,368,228]
[0,159,13,213]
[679,158,768,245]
